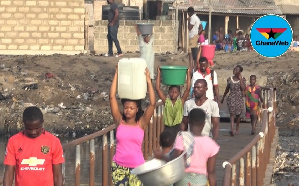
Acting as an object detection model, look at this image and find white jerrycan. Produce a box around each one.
[118,58,147,99]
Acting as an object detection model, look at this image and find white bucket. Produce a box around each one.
[118,58,147,99]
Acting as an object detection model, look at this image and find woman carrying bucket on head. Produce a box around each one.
[195,21,215,68]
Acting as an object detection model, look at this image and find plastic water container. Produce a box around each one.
[118,58,147,99]
[201,45,216,66]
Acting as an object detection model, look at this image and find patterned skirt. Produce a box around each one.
[111,161,142,186]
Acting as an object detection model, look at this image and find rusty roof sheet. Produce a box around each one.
[278,4,299,15]
[177,0,282,15]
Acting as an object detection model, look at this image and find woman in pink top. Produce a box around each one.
[155,108,219,186]
[110,65,156,186]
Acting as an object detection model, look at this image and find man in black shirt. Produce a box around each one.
[106,0,123,57]
[236,31,245,51]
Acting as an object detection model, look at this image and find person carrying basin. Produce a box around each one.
[136,24,155,80]
[156,66,191,138]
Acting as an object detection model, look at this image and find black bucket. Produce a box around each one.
[191,47,199,61]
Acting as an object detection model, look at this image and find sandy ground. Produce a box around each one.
[0,49,298,184]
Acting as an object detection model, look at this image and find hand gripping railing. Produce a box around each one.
[61,101,164,186]
[222,87,277,186]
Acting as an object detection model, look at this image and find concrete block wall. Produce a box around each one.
[94,20,178,54]
[0,0,85,55]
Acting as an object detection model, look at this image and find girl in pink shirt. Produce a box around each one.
[110,65,156,186]
[155,108,219,186]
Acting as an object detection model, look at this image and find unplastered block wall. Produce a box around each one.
[94,20,178,54]
[0,0,85,55]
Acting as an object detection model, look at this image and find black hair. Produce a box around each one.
[23,106,44,122]
[159,130,175,148]
[187,7,194,14]
[199,57,208,64]
[195,79,207,87]
[189,108,206,126]
[169,85,180,92]
[121,99,144,122]
[236,65,243,72]
[250,75,256,79]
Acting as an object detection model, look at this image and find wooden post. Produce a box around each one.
[102,134,108,186]
[75,145,80,186]
[225,16,229,35]
[246,152,251,186]
[231,163,237,186]
[185,12,189,53]
[208,0,212,44]
[240,158,245,186]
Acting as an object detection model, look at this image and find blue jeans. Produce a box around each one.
[107,25,122,55]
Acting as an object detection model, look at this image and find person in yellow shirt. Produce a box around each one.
[156,67,191,137]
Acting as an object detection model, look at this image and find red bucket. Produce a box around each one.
[201,45,216,66]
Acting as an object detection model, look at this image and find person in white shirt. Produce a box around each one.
[187,7,202,74]
[181,79,220,140]
[191,57,220,106]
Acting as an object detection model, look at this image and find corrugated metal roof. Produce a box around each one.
[278,4,299,15]
[177,0,282,15]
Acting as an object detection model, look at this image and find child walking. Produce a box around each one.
[155,108,219,186]
[136,25,154,80]
[110,65,156,186]
[245,75,264,135]
[156,66,191,135]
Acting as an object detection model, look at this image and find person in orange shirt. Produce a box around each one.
[3,106,65,186]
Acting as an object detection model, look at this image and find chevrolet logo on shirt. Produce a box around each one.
[21,157,45,166]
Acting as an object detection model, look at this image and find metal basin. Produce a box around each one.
[131,152,186,186]
[136,23,154,35]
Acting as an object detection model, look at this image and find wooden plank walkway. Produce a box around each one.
[216,120,262,185]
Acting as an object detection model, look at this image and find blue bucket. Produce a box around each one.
[201,21,207,30]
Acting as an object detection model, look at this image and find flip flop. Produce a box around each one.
[229,131,234,136]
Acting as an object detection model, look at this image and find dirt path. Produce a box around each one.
[0,51,298,137]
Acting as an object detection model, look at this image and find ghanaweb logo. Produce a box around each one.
[250,15,293,58]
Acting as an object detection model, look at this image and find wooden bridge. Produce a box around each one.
[0,88,277,186]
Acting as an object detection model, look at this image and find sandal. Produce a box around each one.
[115,53,123,57]
[229,131,234,136]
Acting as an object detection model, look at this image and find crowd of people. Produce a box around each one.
[2,3,268,186]
[212,28,253,52]
[105,6,265,186]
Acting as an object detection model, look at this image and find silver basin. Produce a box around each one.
[136,23,154,35]
[131,152,186,186]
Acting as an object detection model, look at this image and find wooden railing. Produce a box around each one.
[61,101,165,186]
[222,87,277,186]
